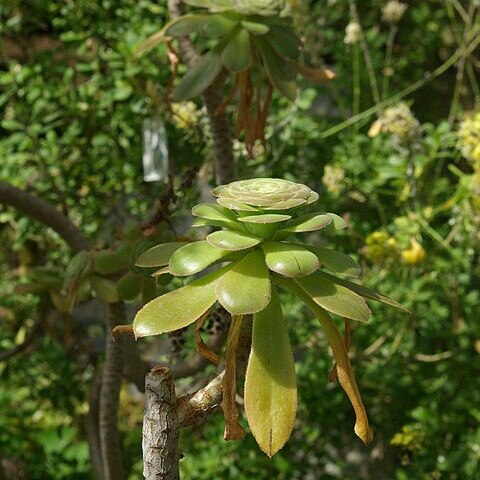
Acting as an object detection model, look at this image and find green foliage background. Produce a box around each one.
[1,0,479,479]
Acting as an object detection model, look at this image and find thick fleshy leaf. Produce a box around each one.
[262,242,319,277]
[192,202,237,222]
[165,14,208,37]
[256,37,297,100]
[169,241,232,276]
[244,289,297,457]
[266,25,300,60]
[325,212,348,230]
[135,30,165,57]
[221,28,251,71]
[261,197,307,210]
[216,196,260,211]
[296,275,371,323]
[172,50,222,101]
[135,242,187,268]
[241,20,270,35]
[133,268,224,338]
[190,217,242,231]
[202,13,238,38]
[280,213,332,233]
[184,0,232,8]
[238,213,291,224]
[216,249,271,314]
[207,230,262,251]
[317,271,411,313]
[275,276,373,445]
[305,191,320,205]
[305,246,361,277]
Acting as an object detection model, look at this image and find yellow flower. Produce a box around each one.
[368,102,419,141]
[457,111,480,166]
[401,238,425,265]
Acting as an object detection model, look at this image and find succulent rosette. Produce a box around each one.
[128,178,408,456]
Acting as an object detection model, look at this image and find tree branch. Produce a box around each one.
[0,180,89,253]
[143,366,181,480]
[100,302,126,480]
[87,368,105,480]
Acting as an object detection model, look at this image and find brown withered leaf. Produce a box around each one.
[221,315,245,441]
[194,309,220,365]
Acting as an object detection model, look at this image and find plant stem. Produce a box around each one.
[143,367,181,480]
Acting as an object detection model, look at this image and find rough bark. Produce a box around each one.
[88,369,105,480]
[100,302,126,480]
[167,0,236,184]
[0,180,89,253]
[143,367,181,480]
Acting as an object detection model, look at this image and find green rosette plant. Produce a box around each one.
[128,178,409,457]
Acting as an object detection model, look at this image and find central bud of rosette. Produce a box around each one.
[127,177,406,456]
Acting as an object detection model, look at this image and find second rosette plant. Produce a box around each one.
[129,178,408,456]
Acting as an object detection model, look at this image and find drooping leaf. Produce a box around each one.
[262,242,319,277]
[296,274,371,323]
[172,50,223,101]
[133,267,224,337]
[202,13,239,38]
[207,230,262,251]
[266,25,300,60]
[221,315,245,440]
[135,242,187,268]
[304,246,361,277]
[275,276,373,446]
[238,213,291,224]
[244,289,297,457]
[317,271,411,313]
[216,249,271,314]
[169,241,232,276]
[279,213,332,233]
[291,62,336,82]
[256,37,297,100]
[221,28,252,71]
[165,14,209,37]
[135,30,165,57]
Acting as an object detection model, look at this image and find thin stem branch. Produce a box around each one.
[0,180,89,253]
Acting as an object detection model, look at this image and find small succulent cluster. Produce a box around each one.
[128,178,408,456]
[139,1,334,152]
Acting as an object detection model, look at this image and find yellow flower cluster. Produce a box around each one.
[457,110,480,167]
[365,231,398,263]
[171,101,199,130]
[322,165,345,197]
[365,230,425,266]
[391,425,425,452]
[369,102,420,142]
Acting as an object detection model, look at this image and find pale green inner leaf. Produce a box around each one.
[280,213,332,233]
[238,213,291,224]
[262,241,319,277]
[169,241,232,276]
[207,230,262,251]
[215,249,271,314]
